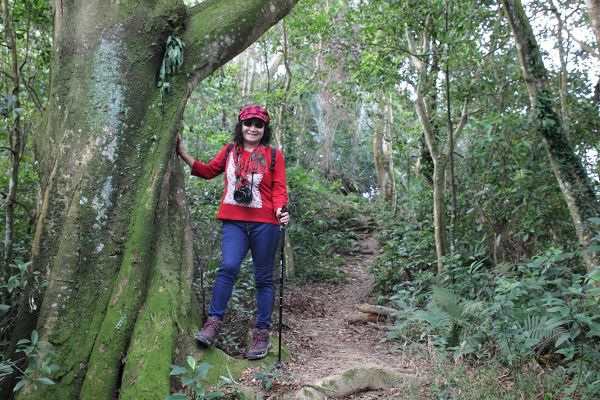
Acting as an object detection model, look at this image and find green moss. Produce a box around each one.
[232,387,262,400]
[119,169,191,399]
[200,348,248,384]
[322,379,339,389]
[341,368,358,380]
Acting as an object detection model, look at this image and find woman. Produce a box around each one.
[176,105,289,360]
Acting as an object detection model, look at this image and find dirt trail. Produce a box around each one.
[281,233,422,398]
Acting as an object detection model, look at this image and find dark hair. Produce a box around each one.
[233,121,272,146]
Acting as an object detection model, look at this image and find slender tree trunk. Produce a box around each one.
[384,98,397,208]
[1,0,24,269]
[373,108,385,195]
[407,23,471,276]
[433,155,449,269]
[3,1,298,398]
[242,52,251,97]
[549,0,570,130]
[315,90,338,178]
[414,91,448,276]
[274,19,292,150]
[407,23,448,275]
[501,0,600,273]
[373,98,396,205]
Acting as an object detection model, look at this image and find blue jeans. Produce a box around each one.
[208,221,279,329]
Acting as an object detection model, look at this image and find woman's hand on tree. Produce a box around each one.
[175,133,194,167]
[176,133,185,156]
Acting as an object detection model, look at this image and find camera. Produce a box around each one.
[234,184,253,204]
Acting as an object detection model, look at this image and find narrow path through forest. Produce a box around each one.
[279,233,427,398]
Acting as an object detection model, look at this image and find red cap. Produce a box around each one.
[238,105,270,125]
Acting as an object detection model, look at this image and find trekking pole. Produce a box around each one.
[276,205,287,369]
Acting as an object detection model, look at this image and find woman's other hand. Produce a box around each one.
[276,208,290,225]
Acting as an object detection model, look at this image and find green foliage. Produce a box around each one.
[254,363,282,392]
[1,260,47,360]
[369,214,436,300]
[158,35,185,94]
[411,359,569,400]
[12,330,59,393]
[287,166,368,283]
[3,260,45,306]
[167,357,223,400]
[387,247,600,398]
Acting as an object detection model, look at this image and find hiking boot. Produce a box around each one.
[246,328,271,360]
[194,316,223,346]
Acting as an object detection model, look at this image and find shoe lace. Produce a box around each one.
[251,330,269,347]
[202,318,221,336]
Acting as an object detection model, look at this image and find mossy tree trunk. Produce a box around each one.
[3,0,298,398]
[501,0,600,273]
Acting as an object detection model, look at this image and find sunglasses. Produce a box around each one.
[242,120,265,129]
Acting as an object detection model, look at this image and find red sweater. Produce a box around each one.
[191,144,288,224]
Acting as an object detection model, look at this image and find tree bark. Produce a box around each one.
[3,0,298,398]
[1,0,24,270]
[586,0,600,48]
[372,98,396,205]
[501,0,600,273]
[315,90,338,178]
[406,24,448,276]
[548,0,570,130]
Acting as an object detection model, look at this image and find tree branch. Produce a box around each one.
[24,76,45,113]
[405,27,426,70]
[183,0,299,93]
[453,99,469,143]
[0,146,16,154]
[0,68,15,80]
[0,190,34,220]
[564,27,600,59]
[414,91,439,159]
[548,0,600,59]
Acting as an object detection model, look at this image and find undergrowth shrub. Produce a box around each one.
[371,203,600,399]
[286,166,367,283]
[387,247,600,399]
[368,208,436,302]
[410,359,569,400]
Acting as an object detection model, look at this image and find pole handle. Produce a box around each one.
[278,204,288,229]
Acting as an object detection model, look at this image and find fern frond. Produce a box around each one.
[462,300,485,316]
[419,305,453,335]
[518,315,565,348]
[431,286,464,320]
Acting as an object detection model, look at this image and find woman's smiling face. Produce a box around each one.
[241,118,265,148]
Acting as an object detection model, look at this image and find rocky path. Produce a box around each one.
[279,233,424,398]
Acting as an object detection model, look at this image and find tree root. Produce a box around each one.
[286,363,420,399]
[345,311,380,324]
[355,303,400,319]
[345,304,401,324]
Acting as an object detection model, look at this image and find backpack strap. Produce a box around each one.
[270,147,277,171]
[221,143,235,167]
